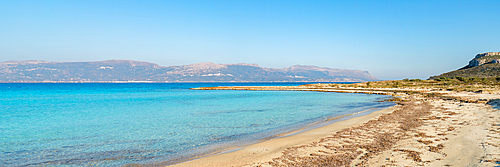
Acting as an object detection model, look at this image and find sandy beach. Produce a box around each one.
[168,85,500,166]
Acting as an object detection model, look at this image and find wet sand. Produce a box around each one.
[169,86,500,166]
[169,104,396,167]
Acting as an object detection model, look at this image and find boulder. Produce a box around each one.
[468,59,486,67]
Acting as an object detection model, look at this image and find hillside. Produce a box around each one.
[431,52,500,79]
[0,60,378,82]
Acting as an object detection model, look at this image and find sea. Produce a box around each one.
[0,83,394,166]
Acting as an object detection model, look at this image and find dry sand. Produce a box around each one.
[168,88,500,167]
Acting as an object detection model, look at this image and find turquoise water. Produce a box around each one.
[0,83,393,166]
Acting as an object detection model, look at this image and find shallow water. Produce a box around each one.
[0,83,392,166]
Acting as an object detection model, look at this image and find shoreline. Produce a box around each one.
[168,102,397,167]
[167,85,500,166]
[153,98,395,166]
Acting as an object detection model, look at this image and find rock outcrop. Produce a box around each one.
[473,52,500,59]
[466,52,500,68]
[468,59,487,68]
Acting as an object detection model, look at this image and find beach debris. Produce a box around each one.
[264,101,433,167]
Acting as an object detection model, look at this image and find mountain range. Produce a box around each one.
[0,60,378,82]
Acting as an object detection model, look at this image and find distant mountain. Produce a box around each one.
[0,60,378,82]
[431,52,500,79]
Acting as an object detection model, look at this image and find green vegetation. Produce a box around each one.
[326,77,500,93]
[432,63,500,79]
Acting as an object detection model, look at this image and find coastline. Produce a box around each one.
[167,85,500,166]
[152,97,394,166]
[168,104,397,167]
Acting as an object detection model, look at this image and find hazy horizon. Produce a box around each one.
[1,0,499,80]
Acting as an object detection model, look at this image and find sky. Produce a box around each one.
[1,0,499,80]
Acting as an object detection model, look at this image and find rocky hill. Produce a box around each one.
[0,60,378,82]
[431,52,500,79]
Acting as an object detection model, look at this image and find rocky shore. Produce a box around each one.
[170,85,500,166]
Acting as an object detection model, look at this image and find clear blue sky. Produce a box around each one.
[1,0,499,80]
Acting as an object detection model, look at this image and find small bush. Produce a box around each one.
[393,81,401,88]
[410,79,422,82]
[435,77,451,81]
